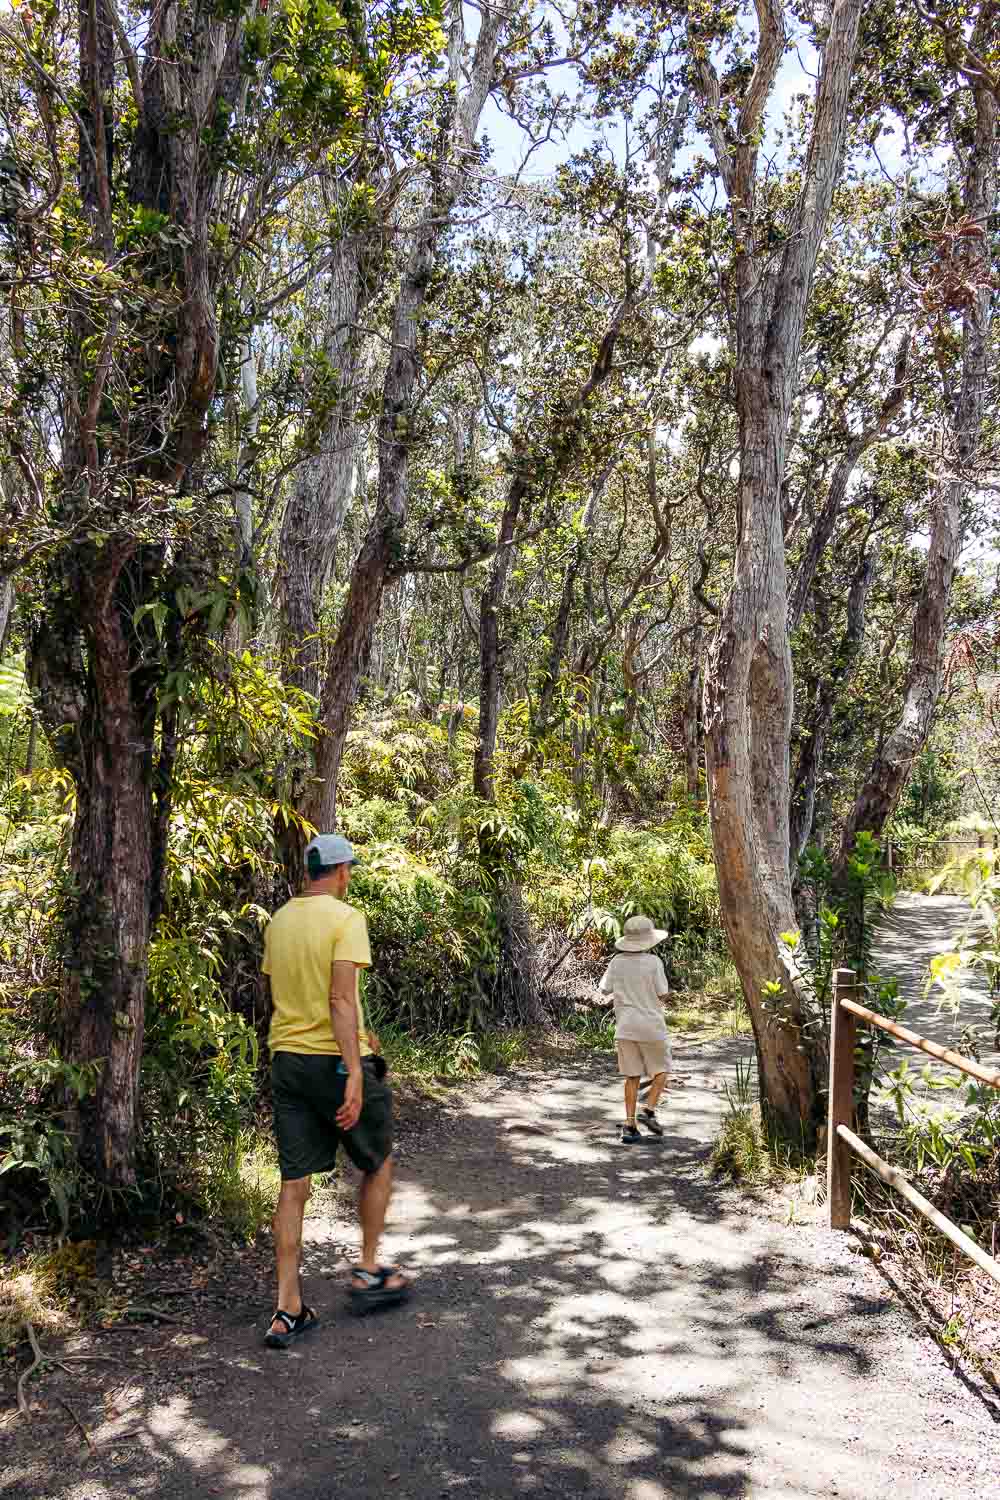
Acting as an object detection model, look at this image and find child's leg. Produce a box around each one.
[624,1075,640,1124]
[645,1071,667,1112]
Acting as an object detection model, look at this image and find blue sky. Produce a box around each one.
[478,28,920,188]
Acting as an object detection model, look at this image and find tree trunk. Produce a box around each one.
[474,475,530,802]
[63,725,153,1187]
[23,4,246,1194]
[278,233,371,697]
[789,552,875,864]
[306,203,443,829]
[704,393,818,1135]
[683,638,702,800]
[306,7,506,830]
[836,81,997,872]
[33,554,155,1188]
[224,341,260,655]
[0,574,12,658]
[692,0,863,1142]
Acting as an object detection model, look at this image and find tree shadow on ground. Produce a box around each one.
[1,1052,995,1499]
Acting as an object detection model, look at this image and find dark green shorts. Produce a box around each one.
[271,1052,393,1180]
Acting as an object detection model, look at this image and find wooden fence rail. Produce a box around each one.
[885,833,998,873]
[827,967,1000,1287]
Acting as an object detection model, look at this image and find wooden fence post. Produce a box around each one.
[828,967,858,1231]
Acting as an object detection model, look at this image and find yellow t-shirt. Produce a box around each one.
[262,895,373,1056]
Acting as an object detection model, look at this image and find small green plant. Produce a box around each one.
[710,1105,769,1182]
[198,1131,282,1242]
[711,1060,811,1185]
[926,848,1000,1020]
[722,1057,757,1113]
[563,1005,617,1051]
[938,1313,965,1349]
[476,1029,529,1072]
[0,1057,103,1238]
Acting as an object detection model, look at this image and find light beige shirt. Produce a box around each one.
[599,953,670,1042]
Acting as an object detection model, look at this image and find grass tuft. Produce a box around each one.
[196,1131,282,1243]
[369,1009,530,1090]
[710,1105,771,1182]
[0,1248,81,1351]
[709,1059,814,1187]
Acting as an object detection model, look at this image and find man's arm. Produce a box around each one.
[330,959,363,1129]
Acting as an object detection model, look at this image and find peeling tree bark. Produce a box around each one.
[692,0,864,1142]
[789,552,876,864]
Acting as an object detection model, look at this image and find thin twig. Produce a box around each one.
[542,919,595,986]
[58,1396,97,1454]
[57,1352,128,1365]
[116,1305,187,1325]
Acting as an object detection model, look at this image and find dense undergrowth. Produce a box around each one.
[0,657,730,1247]
[4,641,996,1357]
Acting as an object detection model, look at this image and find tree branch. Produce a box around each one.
[107,0,143,112]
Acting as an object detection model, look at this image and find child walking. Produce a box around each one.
[598,915,672,1144]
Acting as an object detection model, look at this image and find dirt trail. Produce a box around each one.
[5,894,1000,1498]
[5,1023,999,1499]
[870,892,998,1094]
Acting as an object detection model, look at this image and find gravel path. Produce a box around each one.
[4,1020,999,1498]
[870,892,998,1096]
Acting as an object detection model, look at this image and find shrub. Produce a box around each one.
[351,847,502,1033]
[528,814,721,973]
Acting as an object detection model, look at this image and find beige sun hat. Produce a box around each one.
[615,915,668,952]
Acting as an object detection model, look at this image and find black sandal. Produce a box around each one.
[264,1306,319,1349]
[348,1266,411,1316]
[640,1109,664,1136]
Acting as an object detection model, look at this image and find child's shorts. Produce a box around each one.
[617,1039,671,1077]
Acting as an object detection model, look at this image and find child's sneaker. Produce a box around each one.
[640,1109,664,1136]
[621,1122,641,1145]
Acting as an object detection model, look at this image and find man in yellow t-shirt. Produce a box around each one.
[261,833,409,1347]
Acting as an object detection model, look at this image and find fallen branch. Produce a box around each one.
[16,1322,45,1415]
[58,1397,96,1454]
[116,1305,186,1325]
[15,1321,127,1415]
[50,1353,129,1371]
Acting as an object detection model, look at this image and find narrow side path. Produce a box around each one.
[871,892,998,1089]
[5,1038,997,1500]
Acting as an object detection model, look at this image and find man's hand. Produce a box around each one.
[366,1030,381,1054]
[337,1068,363,1130]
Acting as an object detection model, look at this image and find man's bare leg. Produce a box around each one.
[270,1176,311,1335]
[645,1071,668,1113]
[352,1155,406,1291]
[624,1075,640,1125]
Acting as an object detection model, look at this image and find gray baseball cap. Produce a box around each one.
[305,833,359,869]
